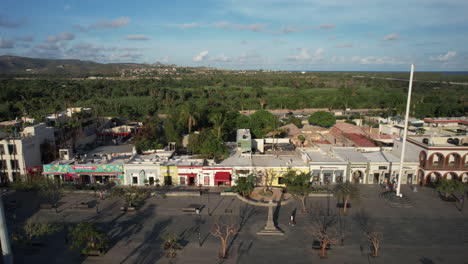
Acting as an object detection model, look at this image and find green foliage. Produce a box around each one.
[38,179,63,206]
[248,109,279,138]
[187,130,229,160]
[308,111,336,128]
[232,174,256,197]
[161,232,181,258]
[69,222,108,255]
[111,186,150,207]
[345,119,357,125]
[436,179,464,196]
[283,170,311,195]
[297,135,306,146]
[22,217,61,243]
[334,182,360,212]
[285,116,303,128]
[10,176,46,191]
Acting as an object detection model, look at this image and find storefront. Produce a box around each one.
[43,164,124,185]
[214,171,232,186]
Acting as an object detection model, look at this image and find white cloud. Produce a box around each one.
[193,50,209,62]
[318,24,336,30]
[64,4,71,10]
[331,56,346,64]
[178,23,200,29]
[74,17,130,32]
[47,32,75,43]
[382,33,400,41]
[213,21,231,29]
[159,56,169,63]
[209,54,231,62]
[336,43,353,48]
[234,23,268,32]
[430,51,456,62]
[279,26,300,34]
[0,15,25,28]
[15,36,33,42]
[0,38,15,49]
[350,56,407,65]
[235,50,262,64]
[286,48,324,61]
[125,35,150,41]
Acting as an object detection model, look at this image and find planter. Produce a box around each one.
[85,249,104,256]
[40,203,53,209]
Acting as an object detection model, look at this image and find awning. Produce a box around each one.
[215,172,231,182]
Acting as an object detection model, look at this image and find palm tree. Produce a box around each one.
[180,103,199,134]
[209,113,225,138]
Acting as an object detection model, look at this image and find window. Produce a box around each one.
[0,160,6,169]
[8,144,17,155]
[12,172,20,182]
[132,176,138,184]
[0,145,4,155]
[179,176,186,185]
[0,172,8,184]
[278,177,284,184]
[10,160,19,170]
[378,166,387,170]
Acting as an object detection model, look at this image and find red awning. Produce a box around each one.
[215,172,231,182]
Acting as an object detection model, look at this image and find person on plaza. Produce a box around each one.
[289,214,295,226]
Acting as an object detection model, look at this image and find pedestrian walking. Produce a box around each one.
[289,214,295,226]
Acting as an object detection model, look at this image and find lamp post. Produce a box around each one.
[196,208,201,247]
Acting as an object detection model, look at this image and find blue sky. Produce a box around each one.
[1,0,467,71]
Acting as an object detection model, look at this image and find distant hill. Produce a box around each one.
[0,55,154,76]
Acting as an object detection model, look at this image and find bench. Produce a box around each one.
[182,208,197,213]
[40,204,53,209]
[74,202,91,209]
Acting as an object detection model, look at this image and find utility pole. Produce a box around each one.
[0,196,13,264]
[396,64,414,197]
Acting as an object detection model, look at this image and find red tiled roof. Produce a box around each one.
[343,133,377,147]
[370,134,393,140]
[332,123,368,135]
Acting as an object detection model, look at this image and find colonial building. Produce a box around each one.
[393,135,468,185]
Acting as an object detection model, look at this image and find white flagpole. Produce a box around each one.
[396,64,414,197]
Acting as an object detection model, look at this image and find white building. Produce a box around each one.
[0,123,55,183]
[394,135,468,185]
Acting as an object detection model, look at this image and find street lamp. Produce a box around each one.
[195,208,201,247]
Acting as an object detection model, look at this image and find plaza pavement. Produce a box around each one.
[2,185,467,264]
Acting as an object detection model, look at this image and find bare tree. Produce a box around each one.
[354,209,383,257]
[307,211,343,258]
[366,231,382,257]
[210,221,238,259]
[261,169,277,193]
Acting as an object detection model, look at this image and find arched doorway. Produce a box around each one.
[445,153,461,170]
[352,170,364,184]
[428,153,445,169]
[425,172,441,186]
[444,172,458,181]
[461,173,468,183]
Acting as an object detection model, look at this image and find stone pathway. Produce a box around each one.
[379,190,413,208]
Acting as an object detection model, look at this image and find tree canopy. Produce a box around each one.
[308,111,336,128]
